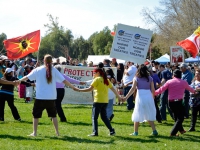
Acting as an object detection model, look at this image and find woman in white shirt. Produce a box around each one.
[18,54,75,136]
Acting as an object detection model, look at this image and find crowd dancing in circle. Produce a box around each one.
[0,54,200,137]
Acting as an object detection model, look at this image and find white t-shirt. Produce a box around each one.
[123,65,137,86]
[27,66,65,100]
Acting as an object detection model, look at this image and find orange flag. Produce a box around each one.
[3,30,40,59]
[177,27,200,58]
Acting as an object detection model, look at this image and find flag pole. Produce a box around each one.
[36,32,41,65]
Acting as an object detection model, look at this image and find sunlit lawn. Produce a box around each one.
[0,92,200,150]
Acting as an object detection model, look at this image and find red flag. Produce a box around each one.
[110,32,116,36]
[3,30,40,59]
[177,27,200,58]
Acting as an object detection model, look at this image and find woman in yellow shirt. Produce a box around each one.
[74,64,121,136]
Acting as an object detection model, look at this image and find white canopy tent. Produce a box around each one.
[52,56,66,63]
[87,55,125,65]
[154,54,170,64]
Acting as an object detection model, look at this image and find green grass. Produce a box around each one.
[0,93,200,150]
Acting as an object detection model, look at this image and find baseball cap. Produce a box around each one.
[180,63,188,68]
[0,55,8,60]
[5,68,14,73]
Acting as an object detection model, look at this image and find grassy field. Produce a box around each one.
[0,93,200,150]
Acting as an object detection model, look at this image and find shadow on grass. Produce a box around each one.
[115,135,159,143]
[19,120,51,125]
[62,105,91,109]
[0,134,43,141]
[115,134,200,143]
[66,121,91,126]
[49,136,115,144]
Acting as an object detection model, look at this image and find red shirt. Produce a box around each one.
[155,77,195,101]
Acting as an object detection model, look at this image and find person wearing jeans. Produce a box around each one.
[180,63,193,118]
[158,64,173,120]
[188,69,200,132]
[122,62,137,110]
[73,64,121,136]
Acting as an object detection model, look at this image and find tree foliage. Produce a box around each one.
[36,14,114,61]
[142,0,200,57]
[0,33,7,55]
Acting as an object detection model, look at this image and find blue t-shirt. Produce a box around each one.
[182,69,193,85]
[161,69,172,81]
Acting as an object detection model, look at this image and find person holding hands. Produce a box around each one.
[73,63,122,136]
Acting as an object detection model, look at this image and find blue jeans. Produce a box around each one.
[124,86,134,110]
[159,90,173,120]
[106,99,113,119]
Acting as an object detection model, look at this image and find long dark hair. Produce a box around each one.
[136,64,150,82]
[93,62,109,85]
[44,54,52,84]
[106,68,116,85]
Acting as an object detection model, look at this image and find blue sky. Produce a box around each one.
[0,0,160,39]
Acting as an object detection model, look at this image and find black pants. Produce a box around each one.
[55,88,66,121]
[183,91,190,118]
[92,103,113,135]
[169,100,184,135]
[190,105,200,129]
[0,93,20,121]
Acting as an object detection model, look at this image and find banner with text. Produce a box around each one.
[110,23,153,64]
[60,65,117,104]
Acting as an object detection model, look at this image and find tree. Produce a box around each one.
[93,26,113,55]
[37,14,74,60]
[0,33,7,55]
[142,0,200,57]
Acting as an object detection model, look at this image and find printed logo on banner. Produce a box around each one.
[118,30,125,36]
[134,34,141,39]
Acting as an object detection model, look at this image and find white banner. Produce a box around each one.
[110,23,153,64]
[60,65,117,104]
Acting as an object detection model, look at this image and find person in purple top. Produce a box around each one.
[54,65,85,122]
[123,64,158,136]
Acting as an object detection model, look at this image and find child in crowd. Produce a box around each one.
[24,65,35,103]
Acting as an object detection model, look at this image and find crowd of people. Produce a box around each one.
[0,54,200,137]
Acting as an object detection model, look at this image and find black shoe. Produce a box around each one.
[188,127,195,132]
[157,120,162,123]
[16,118,22,121]
[110,128,115,136]
[60,119,67,122]
[88,133,98,136]
[109,114,114,122]
[0,118,4,121]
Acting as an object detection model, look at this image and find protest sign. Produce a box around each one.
[170,46,184,64]
[60,65,117,104]
[110,23,153,64]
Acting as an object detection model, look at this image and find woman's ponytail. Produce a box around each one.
[44,54,52,84]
